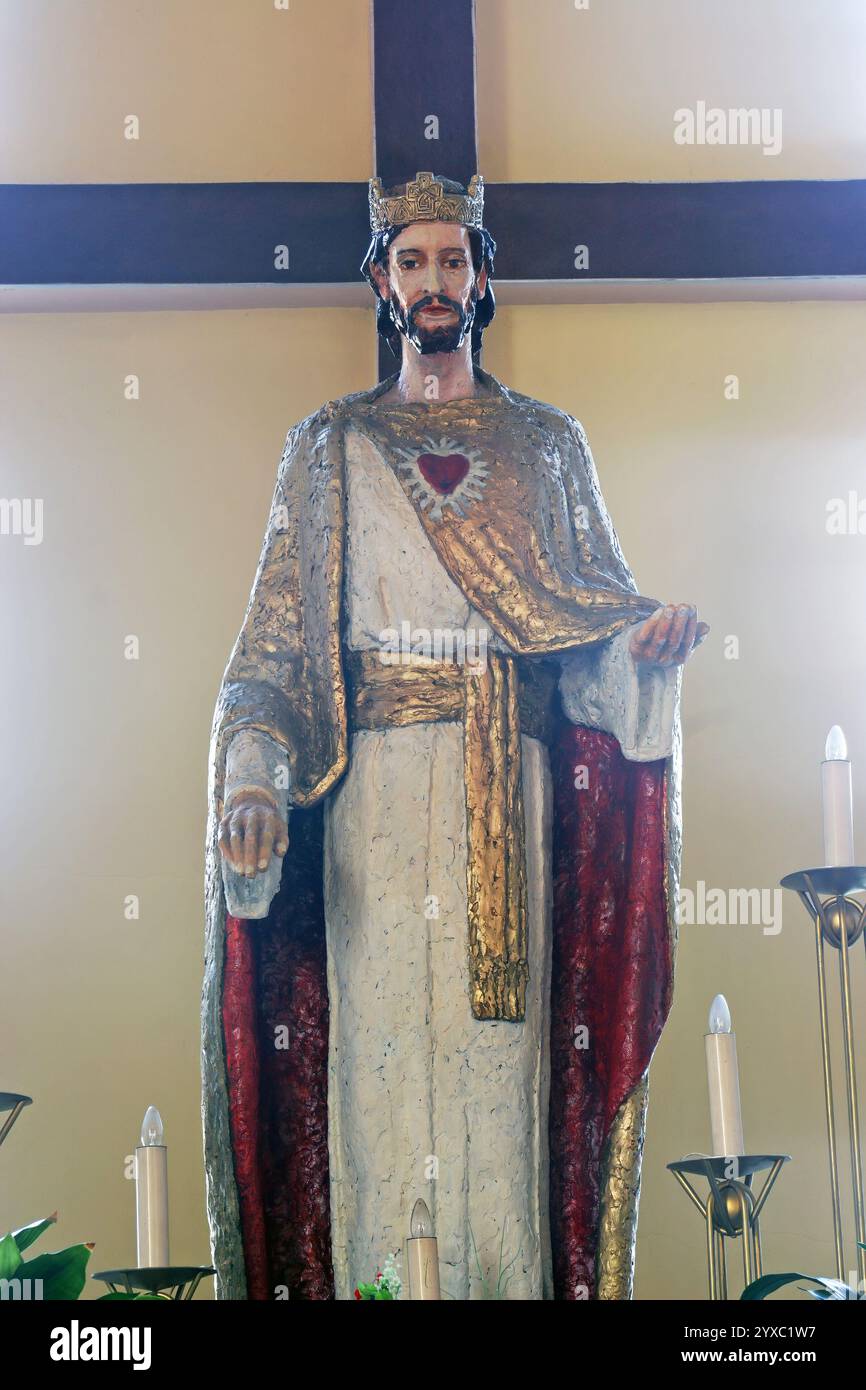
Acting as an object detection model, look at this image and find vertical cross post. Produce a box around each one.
[371,0,479,379]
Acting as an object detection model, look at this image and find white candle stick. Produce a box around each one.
[705,995,745,1157]
[405,1198,440,1300]
[135,1105,169,1268]
[821,725,854,867]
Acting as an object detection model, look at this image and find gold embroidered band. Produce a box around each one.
[463,651,528,1021]
[346,649,558,1022]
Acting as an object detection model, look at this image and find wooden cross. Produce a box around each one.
[1,0,864,384]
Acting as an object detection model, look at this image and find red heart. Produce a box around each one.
[417,452,470,496]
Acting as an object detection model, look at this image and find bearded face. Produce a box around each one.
[390,287,479,355]
[373,221,487,356]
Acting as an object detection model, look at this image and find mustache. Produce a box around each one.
[407,294,464,320]
[389,285,479,354]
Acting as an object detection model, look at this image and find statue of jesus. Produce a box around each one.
[202,172,707,1301]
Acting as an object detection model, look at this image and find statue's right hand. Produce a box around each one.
[218,793,289,878]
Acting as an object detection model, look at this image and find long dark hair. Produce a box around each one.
[361,221,497,359]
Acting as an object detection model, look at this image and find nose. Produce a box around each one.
[423,260,447,297]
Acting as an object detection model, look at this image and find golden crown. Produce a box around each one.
[368,171,485,234]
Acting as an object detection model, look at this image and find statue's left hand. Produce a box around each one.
[629,604,709,668]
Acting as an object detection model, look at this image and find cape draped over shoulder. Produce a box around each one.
[202,367,680,1300]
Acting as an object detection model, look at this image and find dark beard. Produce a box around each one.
[390,289,478,355]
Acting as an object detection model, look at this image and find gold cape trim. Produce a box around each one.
[208,367,667,1022]
[203,366,682,1293]
[596,1077,649,1300]
[463,651,528,1020]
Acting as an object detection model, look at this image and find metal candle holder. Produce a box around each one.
[668,1154,789,1299]
[91,1266,215,1300]
[0,1093,32,1148]
[2,1092,214,1299]
[780,865,866,1286]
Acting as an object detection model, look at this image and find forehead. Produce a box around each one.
[389,221,471,256]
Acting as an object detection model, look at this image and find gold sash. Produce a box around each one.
[346,648,558,1022]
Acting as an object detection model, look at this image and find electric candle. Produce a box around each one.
[405,1198,440,1300]
[705,995,745,1157]
[135,1105,169,1267]
[821,725,854,867]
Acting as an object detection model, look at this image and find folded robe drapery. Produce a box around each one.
[203,368,681,1299]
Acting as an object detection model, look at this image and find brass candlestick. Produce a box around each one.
[780,865,866,1286]
[668,1154,789,1300]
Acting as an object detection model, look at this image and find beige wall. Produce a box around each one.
[0,309,374,1294]
[0,0,373,181]
[484,304,866,1297]
[476,0,866,181]
[2,1,865,1299]
[3,0,863,183]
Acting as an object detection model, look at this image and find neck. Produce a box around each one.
[385,337,478,404]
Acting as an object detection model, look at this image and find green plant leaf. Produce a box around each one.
[741,1273,816,1300]
[805,1278,862,1301]
[0,1232,23,1280]
[741,1271,859,1301]
[23,1243,92,1300]
[11,1213,57,1253]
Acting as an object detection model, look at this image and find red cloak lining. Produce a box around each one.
[220,723,671,1300]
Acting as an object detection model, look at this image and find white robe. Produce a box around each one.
[223,423,679,1300]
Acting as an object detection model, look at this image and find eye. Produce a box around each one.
[398,258,419,270]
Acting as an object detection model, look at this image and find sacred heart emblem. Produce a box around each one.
[394,435,491,520]
[417,451,470,496]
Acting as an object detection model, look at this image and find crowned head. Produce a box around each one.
[361,172,497,359]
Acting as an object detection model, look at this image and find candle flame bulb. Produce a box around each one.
[136,1106,169,1266]
[825,725,848,761]
[708,994,732,1035]
[822,726,854,866]
[705,994,744,1155]
[140,1105,164,1147]
[410,1198,433,1238]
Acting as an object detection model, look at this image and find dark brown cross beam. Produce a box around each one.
[1,0,864,381]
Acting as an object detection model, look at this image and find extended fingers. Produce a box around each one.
[677,607,697,659]
[658,605,692,663]
[632,605,677,662]
[663,605,698,664]
[257,820,276,872]
[230,813,245,871]
[630,606,664,659]
[242,806,267,877]
[217,815,234,864]
[631,605,708,666]
[218,805,289,875]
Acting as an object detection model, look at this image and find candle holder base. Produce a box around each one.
[91,1265,215,1300]
[780,867,866,949]
[780,865,866,1286]
[668,1154,789,1300]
